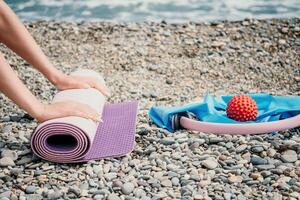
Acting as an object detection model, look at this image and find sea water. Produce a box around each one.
[6,0,300,22]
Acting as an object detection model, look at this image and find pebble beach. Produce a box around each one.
[0,18,299,200]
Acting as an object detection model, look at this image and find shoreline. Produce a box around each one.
[0,18,299,199]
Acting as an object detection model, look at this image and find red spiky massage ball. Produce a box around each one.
[226,95,258,122]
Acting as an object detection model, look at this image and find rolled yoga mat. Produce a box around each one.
[31,69,138,163]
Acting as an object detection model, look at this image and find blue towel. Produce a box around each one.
[149,93,300,132]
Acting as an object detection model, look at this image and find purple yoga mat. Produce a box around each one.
[31,101,138,163]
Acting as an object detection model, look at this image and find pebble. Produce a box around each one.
[166,79,173,84]
[104,173,117,181]
[251,145,264,153]
[0,157,15,167]
[16,156,32,165]
[236,144,248,153]
[1,150,18,160]
[107,193,120,200]
[47,191,62,200]
[224,193,232,200]
[68,186,81,197]
[121,182,135,195]
[193,194,203,200]
[134,188,146,198]
[10,168,23,176]
[202,158,218,169]
[9,115,22,122]
[295,38,300,45]
[161,137,175,145]
[171,177,180,186]
[93,165,102,174]
[211,41,226,48]
[161,179,172,187]
[281,27,289,33]
[1,117,10,123]
[0,191,11,199]
[25,186,37,194]
[281,150,297,163]
[228,174,243,183]
[209,137,224,144]
[250,156,268,165]
[267,148,276,157]
[25,194,42,200]
[256,164,275,170]
[194,138,205,145]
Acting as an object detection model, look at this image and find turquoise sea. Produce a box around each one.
[7,0,300,22]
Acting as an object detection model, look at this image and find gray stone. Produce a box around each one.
[10,115,22,122]
[107,193,120,200]
[171,177,180,186]
[161,137,175,145]
[209,137,224,144]
[281,150,297,163]
[256,165,275,170]
[104,173,117,181]
[1,150,18,160]
[93,165,102,174]
[295,38,300,45]
[237,194,246,200]
[121,182,135,195]
[166,79,173,84]
[0,157,15,167]
[267,148,277,157]
[133,188,146,198]
[10,168,23,176]
[141,196,151,200]
[0,191,11,199]
[25,194,42,200]
[194,194,204,200]
[161,179,172,187]
[251,146,264,153]
[25,186,37,194]
[251,156,268,165]
[194,138,205,145]
[68,186,81,197]
[236,144,248,153]
[47,191,62,200]
[112,180,123,188]
[202,158,218,169]
[1,125,12,133]
[93,195,104,200]
[16,156,32,165]
[224,193,232,200]
[85,165,94,176]
[261,171,272,177]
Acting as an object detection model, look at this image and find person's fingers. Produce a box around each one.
[54,101,101,122]
[37,102,102,123]
[72,75,110,97]
[69,79,91,90]
[74,110,100,122]
[93,81,110,97]
[87,77,110,97]
[70,102,101,122]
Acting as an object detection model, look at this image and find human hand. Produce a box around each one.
[35,101,101,123]
[53,74,110,97]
